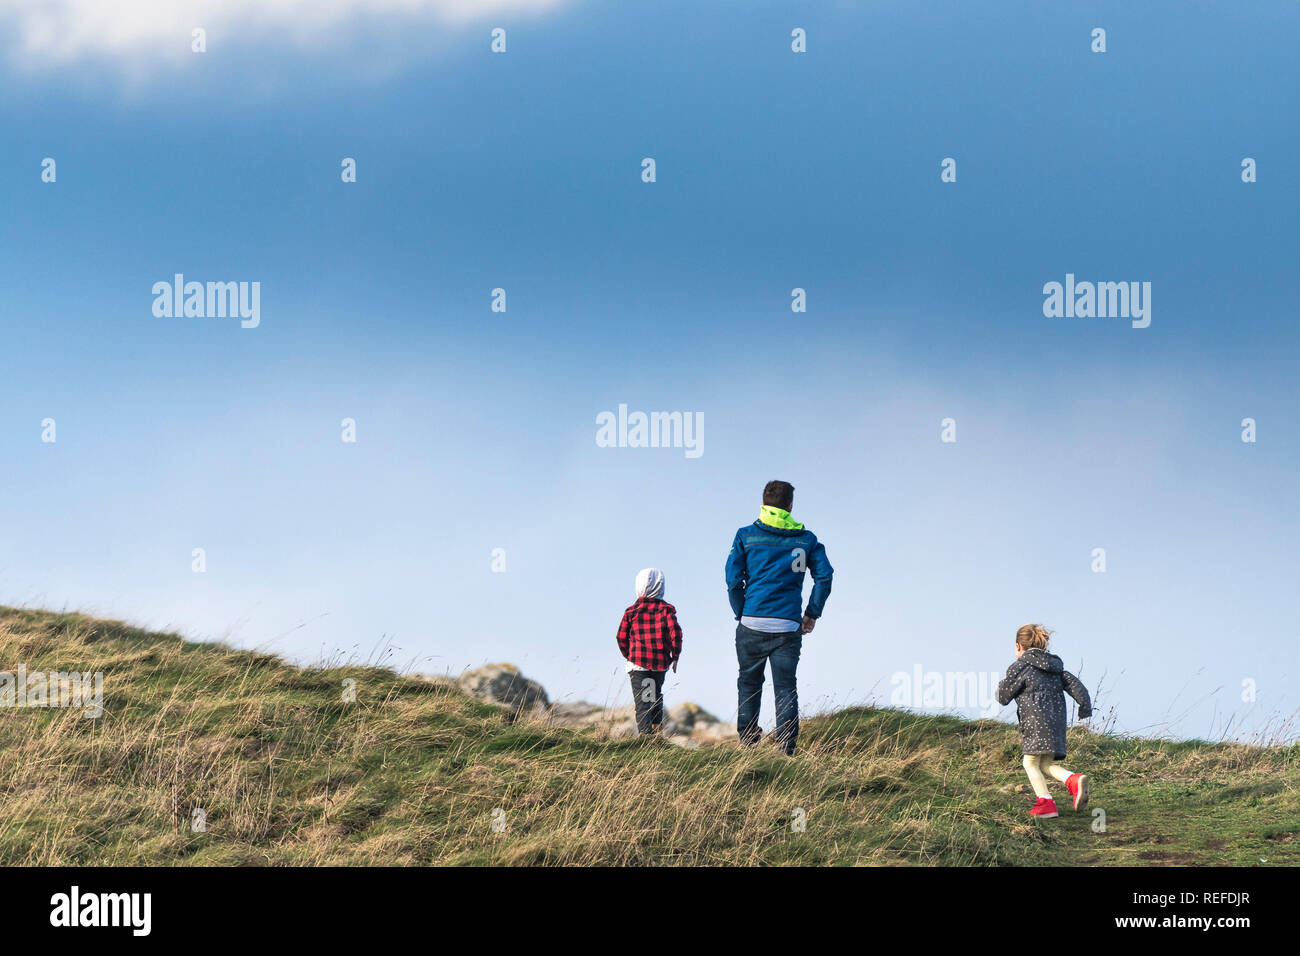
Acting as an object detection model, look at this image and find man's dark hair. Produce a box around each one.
[762,480,795,511]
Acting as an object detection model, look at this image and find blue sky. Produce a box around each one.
[0,1,1296,742]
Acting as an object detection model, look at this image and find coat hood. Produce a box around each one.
[1021,647,1064,674]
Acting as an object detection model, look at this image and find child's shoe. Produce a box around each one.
[1066,773,1089,811]
[1029,797,1058,819]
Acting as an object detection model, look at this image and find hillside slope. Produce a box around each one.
[1,607,1297,866]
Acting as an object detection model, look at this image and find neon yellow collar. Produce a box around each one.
[758,505,803,530]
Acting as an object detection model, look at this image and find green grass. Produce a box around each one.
[1,605,1297,865]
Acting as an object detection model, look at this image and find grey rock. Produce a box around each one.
[427,662,738,748]
[667,701,721,731]
[455,663,549,713]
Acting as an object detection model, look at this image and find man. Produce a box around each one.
[725,480,833,756]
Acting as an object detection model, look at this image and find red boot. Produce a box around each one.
[1066,773,1089,811]
[1029,797,1059,819]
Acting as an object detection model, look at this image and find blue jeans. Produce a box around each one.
[735,623,802,755]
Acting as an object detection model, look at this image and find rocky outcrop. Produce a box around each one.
[442,664,735,748]
[453,663,549,714]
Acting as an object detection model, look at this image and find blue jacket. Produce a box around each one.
[725,521,833,623]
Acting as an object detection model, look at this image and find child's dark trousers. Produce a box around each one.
[628,669,666,735]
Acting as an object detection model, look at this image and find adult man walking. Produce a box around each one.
[725,480,833,756]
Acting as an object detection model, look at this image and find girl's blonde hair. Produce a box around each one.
[1015,623,1053,650]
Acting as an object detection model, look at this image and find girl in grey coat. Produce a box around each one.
[995,624,1093,819]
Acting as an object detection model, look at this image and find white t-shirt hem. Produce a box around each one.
[739,615,802,633]
[625,660,667,673]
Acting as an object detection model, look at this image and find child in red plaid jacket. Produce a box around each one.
[616,568,683,735]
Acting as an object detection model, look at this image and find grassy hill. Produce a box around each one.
[1,606,1297,866]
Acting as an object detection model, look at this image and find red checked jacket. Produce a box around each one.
[616,597,683,672]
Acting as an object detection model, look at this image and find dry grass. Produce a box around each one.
[1,606,1297,866]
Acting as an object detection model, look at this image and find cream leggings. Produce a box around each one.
[1022,754,1074,798]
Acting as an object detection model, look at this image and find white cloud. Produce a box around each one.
[0,0,569,70]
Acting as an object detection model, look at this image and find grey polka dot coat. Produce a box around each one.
[995,648,1092,758]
